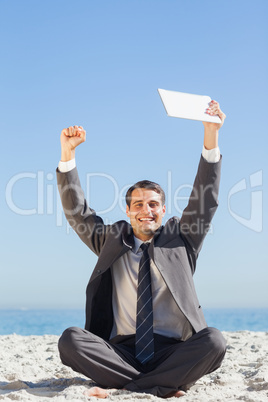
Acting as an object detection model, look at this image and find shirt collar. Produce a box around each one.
[132,236,152,254]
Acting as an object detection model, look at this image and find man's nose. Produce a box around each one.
[142,203,152,214]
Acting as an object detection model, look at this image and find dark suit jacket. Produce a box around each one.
[57,155,222,340]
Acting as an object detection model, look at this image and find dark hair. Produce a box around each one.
[125,180,165,207]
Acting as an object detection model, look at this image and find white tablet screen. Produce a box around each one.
[158,89,221,123]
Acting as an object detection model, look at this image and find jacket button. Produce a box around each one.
[97,269,101,274]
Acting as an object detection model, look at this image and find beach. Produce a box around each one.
[0,331,267,401]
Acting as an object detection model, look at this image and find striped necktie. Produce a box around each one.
[135,242,154,364]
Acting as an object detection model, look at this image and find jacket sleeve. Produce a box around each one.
[180,154,222,259]
[56,167,107,256]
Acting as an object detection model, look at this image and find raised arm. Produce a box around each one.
[180,101,226,260]
[57,126,107,255]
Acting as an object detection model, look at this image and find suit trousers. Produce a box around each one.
[58,326,226,397]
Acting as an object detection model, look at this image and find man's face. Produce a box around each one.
[126,188,166,241]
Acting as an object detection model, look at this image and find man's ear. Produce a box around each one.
[162,204,166,216]
[126,205,130,217]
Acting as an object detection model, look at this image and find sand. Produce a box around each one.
[0,331,267,401]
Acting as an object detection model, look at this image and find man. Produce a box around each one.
[57,100,227,399]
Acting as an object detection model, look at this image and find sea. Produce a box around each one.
[0,308,267,336]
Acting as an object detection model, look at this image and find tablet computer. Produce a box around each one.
[158,88,221,123]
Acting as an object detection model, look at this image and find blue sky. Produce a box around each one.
[1,0,267,310]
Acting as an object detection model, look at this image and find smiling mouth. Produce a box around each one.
[138,217,155,222]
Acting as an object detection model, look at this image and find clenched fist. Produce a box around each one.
[60,125,86,162]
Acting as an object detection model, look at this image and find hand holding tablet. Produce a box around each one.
[158,89,222,124]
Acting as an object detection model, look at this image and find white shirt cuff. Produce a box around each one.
[202,146,221,163]
[58,158,76,173]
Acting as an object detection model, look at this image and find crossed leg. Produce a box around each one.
[58,327,226,398]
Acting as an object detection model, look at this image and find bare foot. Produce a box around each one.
[173,390,186,398]
[164,389,186,398]
[84,386,117,399]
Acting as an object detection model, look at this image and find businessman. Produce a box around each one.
[57,100,227,398]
